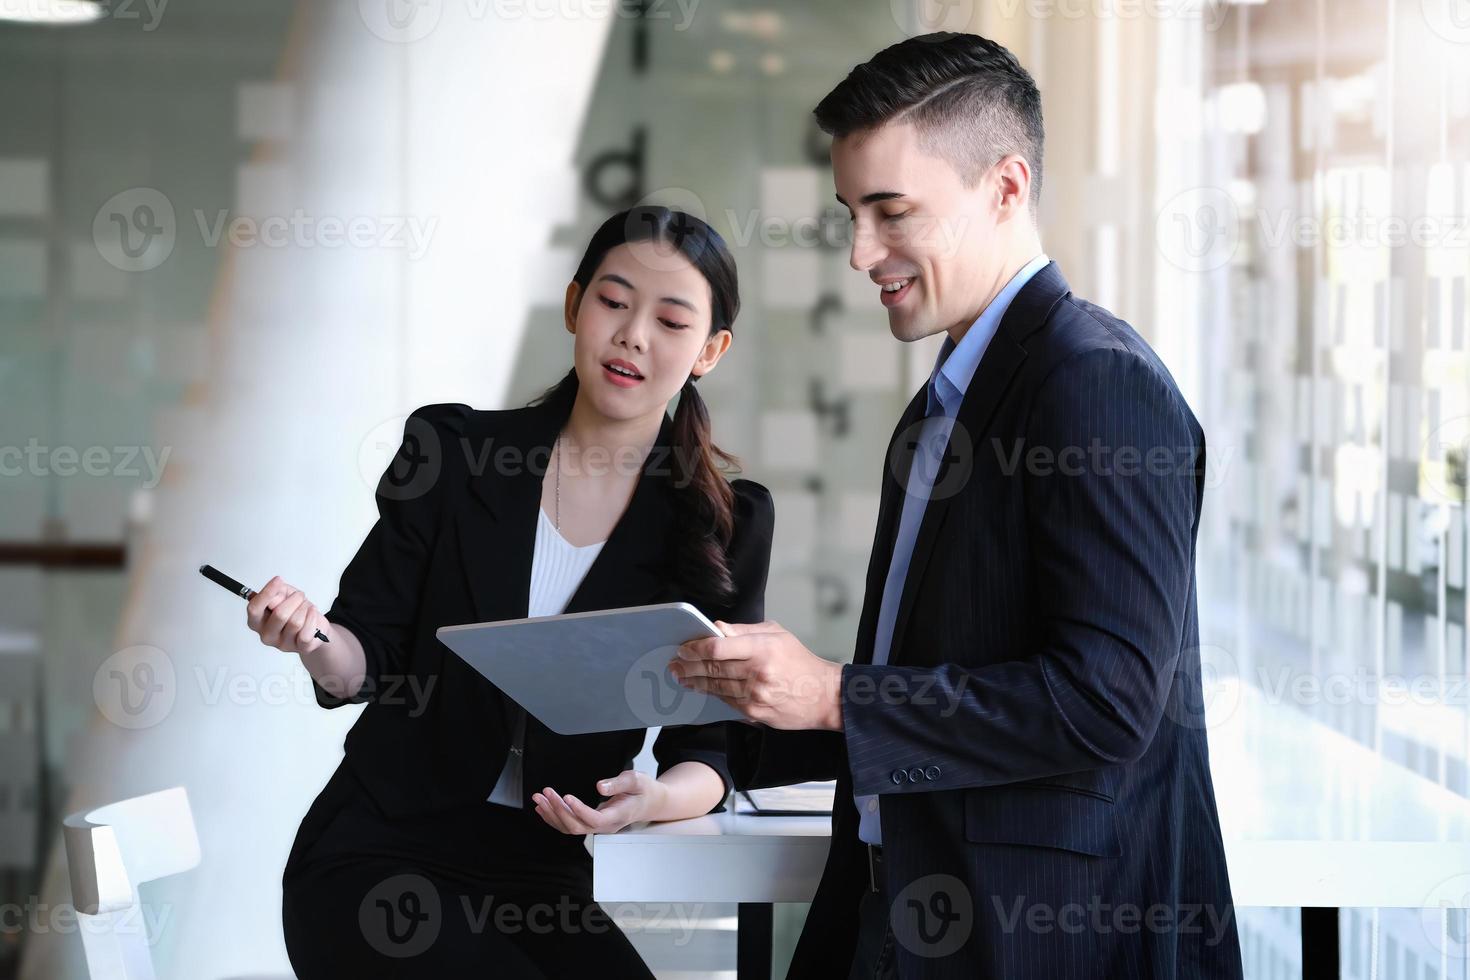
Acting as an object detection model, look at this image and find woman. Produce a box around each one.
[259,206,774,978]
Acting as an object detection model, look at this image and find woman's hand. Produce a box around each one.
[532,770,667,836]
[245,575,331,656]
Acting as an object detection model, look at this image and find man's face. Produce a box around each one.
[832,120,1005,343]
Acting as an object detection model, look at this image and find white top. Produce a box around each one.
[486,507,606,807]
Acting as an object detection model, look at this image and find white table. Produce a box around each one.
[592,807,829,979]
[593,681,1470,979]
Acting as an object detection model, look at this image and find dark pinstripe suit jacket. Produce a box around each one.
[731,262,1243,979]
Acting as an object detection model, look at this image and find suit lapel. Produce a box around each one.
[883,261,1072,666]
[454,390,675,626]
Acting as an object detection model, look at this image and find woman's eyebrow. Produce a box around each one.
[597,273,699,314]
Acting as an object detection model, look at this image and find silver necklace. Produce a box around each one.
[554,434,562,530]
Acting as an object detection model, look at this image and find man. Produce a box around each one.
[672,32,1242,980]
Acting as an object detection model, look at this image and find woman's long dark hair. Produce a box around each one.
[530,206,742,607]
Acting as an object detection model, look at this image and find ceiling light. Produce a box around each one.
[0,1,105,25]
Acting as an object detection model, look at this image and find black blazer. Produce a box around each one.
[314,384,774,822]
[731,262,1242,979]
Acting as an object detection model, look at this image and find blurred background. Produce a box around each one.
[0,0,1467,977]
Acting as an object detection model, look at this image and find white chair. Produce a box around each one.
[61,786,200,980]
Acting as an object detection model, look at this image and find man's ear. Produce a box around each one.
[563,281,583,335]
[993,154,1033,222]
[690,328,733,378]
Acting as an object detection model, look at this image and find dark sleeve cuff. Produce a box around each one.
[725,722,846,790]
[312,608,382,709]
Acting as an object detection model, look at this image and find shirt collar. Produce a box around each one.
[926,253,1050,417]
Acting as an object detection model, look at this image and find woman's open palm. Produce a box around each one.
[532,769,664,835]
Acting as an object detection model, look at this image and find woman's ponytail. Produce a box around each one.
[670,375,739,607]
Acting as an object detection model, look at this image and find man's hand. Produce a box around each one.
[672,620,844,731]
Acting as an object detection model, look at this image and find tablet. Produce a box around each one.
[435,602,748,735]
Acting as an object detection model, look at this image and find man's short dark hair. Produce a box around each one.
[814,32,1045,213]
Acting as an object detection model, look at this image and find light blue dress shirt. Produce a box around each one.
[855,253,1050,846]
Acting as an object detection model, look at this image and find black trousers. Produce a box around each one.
[281,763,654,979]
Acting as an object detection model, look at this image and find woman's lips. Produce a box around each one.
[602,363,644,388]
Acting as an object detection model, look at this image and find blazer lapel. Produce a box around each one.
[884,261,1072,666]
[455,402,552,625]
[455,392,675,626]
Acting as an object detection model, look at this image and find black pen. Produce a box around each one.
[199,563,330,643]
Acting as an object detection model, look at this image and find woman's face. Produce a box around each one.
[565,239,732,422]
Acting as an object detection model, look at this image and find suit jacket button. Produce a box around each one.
[907,767,924,783]
[891,769,907,784]
[924,765,941,780]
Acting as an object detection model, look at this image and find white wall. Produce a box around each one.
[21,2,610,976]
